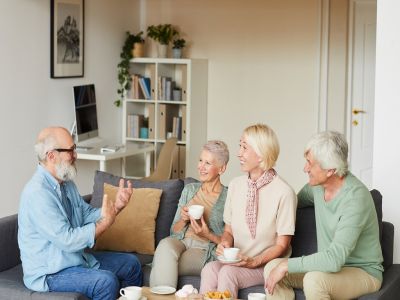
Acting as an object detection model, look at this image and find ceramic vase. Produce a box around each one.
[172,48,182,59]
[157,44,168,58]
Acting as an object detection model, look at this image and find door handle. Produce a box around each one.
[352,108,366,115]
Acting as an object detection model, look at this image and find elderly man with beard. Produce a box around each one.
[18,127,142,300]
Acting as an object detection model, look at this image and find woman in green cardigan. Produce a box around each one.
[150,140,229,289]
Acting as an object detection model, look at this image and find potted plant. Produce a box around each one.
[115,31,143,107]
[147,24,178,58]
[172,38,186,59]
[132,32,145,58]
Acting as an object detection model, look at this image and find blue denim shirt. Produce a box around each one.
[18,165,101,292]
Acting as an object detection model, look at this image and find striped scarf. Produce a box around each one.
[246,168,276,239]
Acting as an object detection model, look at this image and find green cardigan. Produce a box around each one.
[170,182,227,266]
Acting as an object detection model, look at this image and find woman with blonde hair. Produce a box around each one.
[200,124,297,298]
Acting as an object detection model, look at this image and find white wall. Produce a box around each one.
[374,0,400,263]
[0,0,351,224]
[0,0,140,217]
[142,0,327,189]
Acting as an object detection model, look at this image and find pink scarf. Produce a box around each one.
[246,169,276,239]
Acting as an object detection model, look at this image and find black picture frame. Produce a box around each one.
[50,0,84,78]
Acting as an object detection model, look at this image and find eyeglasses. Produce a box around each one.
[49,144,77,155]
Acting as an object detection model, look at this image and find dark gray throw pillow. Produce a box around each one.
[91,171,184,246]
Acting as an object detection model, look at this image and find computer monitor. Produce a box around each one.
[72,84,99,143]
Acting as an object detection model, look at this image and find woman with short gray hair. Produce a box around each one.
[150,140,229,289]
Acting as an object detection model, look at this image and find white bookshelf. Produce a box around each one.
[122,58,208,179]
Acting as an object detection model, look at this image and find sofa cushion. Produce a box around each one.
[94,184,162,254]
[0,214,20,272]
[0,265,89,300]
[91,171,183,246]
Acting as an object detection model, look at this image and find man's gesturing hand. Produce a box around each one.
[114,178,133,214]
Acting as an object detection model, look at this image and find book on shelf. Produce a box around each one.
[158,104,178,139]
[127,114,132,137]
[127,114,144,138]
[181,108,187,141]
[162,77,167,100]
[147,103,155,139]
[170,144,185,179]
[138,77,152,100]
[158,104,167,139]
[149,64,156,99]
[171,145,179,179]
[158,76,175,100]
[131,74,146,99]
[172,116,182,140]
[165,80,172,101]
[181,66,188,101]
[179,145,186,179]
[144,77,151,99]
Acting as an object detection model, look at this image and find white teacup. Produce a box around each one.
[248,293,266,300]
[188,205,204,220]
[120,286,142,300]
[223,247,240,261]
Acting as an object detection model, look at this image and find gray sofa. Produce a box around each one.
[0,171,399,299]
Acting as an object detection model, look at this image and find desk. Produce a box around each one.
[76,143,154,177]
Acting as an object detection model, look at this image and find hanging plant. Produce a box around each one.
[115,31,144,107]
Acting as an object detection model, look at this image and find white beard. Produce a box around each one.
[55,159,77,181]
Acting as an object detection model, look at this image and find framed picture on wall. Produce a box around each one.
[50,0,84,78]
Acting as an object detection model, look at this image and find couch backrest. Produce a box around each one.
[291,189,393,270]
[0,214,21,271]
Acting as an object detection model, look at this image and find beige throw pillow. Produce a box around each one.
[94,183,162,255]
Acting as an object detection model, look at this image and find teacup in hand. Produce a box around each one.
[223,247,240,261]
[120,286,142,300]
[248,293,266,300]
[188,205,204,220]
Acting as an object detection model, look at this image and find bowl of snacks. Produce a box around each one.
[203,290,232,300]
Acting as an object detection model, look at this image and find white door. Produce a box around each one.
[347,0,376,189]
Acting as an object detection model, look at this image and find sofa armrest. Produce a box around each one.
[0,214,21,272]
[359,264,400,300]
[381,221,394,269]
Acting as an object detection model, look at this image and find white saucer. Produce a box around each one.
[150,285,177,295]
[217,255,241,264]
[118,296,147,300]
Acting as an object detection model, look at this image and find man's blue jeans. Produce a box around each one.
[46,251,142,300]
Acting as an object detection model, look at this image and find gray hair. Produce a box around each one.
[34,136,57,163]
[305,131,349,177]
[202,140,229,166]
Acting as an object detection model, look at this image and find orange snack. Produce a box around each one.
[204,290,231,299]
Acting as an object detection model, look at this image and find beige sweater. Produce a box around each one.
[224,174,297,257]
